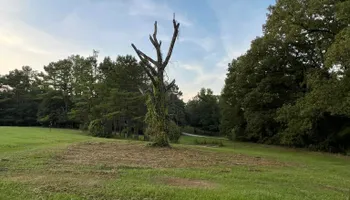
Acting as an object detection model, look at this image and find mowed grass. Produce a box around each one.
[0,127,350,200]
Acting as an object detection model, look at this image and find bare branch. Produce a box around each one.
[166,79,176,92]
[138,86,153,96]
[149,35,158,48]
[138,87,146,95]
[150,21,163,65]
[131,43,158,76]
[163,18,180,69]
[139,61,156,84]
[153,21,158,40]
[131,43,158,66]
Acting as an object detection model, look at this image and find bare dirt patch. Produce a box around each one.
[59,141,289,168]
[157,177,217,189]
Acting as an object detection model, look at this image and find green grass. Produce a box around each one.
[0,127,101,154]
[1,127,350,200]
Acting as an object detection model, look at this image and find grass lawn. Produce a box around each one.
[0,127,349,200]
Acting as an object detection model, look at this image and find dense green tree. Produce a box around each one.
[94,55,148,137]
[0,67,43,126]
[40,59,74,126]
[186,88,220,135]
[37,90,74,127]
[221,0,350,152]
[0,52,154,137]
[69,52,99,129]
[168,84,186,126]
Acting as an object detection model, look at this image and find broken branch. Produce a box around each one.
[166,79,176,91]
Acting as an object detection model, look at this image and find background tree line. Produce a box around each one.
[0,53,221,139]
[221,0,350,153]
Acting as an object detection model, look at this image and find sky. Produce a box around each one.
[0,0,275,101]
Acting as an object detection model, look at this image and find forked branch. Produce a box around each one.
[163,18,180,69]
[149,21,163,65]
[131,14,180,84]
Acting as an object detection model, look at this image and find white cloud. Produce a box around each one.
[167,62,226,101]
[180,37,216,52]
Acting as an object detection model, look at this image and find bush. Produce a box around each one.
[194,139,224,147]
[79,123,89,131]
[168,121,181,143]
[145,126,156,141]
[88,119,111,138]
[121,127,131,138]
[227,128,236,141]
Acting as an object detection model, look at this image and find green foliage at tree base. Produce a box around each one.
[168,121,181,143]
[88,119,112,138]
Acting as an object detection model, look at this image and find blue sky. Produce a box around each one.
[0,0,275,100]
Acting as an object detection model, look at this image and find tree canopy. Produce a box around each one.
[221,0,350,153]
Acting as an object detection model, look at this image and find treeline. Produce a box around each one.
[0,52,221,137]
[221,0,350,153]
[185,88,220,136]
[0,53,182,136]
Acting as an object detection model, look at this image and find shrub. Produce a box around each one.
[88,119,111,138]
[227,128,236,141]
[194,139,224,147]
[121,127,131,138]
[168,121,181,143]
[145,126,156,141]
[79,123,89,131]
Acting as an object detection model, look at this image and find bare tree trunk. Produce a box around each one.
[131,15,180,147]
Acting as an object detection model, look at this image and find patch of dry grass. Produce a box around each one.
[59,141,289,168]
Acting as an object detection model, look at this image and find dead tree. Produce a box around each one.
[131,16,180,147]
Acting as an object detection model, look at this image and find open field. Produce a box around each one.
[0,127,349,200]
